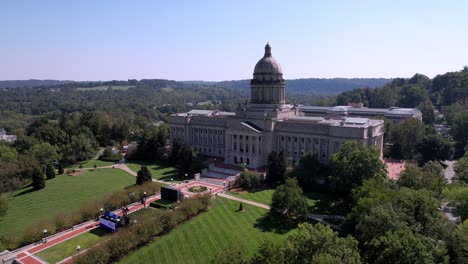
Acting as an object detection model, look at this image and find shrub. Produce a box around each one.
[23,219,56,244]
[236,170,262,190]
[54,211,80,231]
[79,200,101,221]
[74,243,110,264]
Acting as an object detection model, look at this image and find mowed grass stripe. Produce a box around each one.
[0,169,135,237]
[119,198,292,264]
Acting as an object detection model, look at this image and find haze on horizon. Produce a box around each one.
[1,0,467,82]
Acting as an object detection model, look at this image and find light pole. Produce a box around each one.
[171,178,173,185]
[42,229,48,243]
[99,208,104,216]
[76,245,81,255]
[185,173,188,182]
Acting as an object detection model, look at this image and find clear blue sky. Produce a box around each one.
[1,0,467,81]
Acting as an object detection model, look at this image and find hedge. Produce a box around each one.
[74,194,211,264]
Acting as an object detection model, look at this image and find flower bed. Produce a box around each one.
[188,186,208,193]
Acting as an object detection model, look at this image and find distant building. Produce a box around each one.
[168,44,386,168]
[0,128,17,143]
[299,105,422,122]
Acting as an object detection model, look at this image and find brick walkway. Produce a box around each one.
[7,194,161,264]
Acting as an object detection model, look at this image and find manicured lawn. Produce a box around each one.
[119,198,293,264]
[228,188,275,205]
[0,169,135,237]
[36,228,110,263]
[228,188,344,215]
[126,161,178,182]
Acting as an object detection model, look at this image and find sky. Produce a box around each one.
[1,0,467,81]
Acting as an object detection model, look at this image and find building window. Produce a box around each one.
[252,144,255,153]
[301,138,305,143]
[288,137,291,142]
[234,135,237,139]
[240,135,243,140]
[281,136,284,141]
[234,156,238,163]
[259,137,262,141]
[234,142,237,151]
[294,137,297,143]
[247,158,250,165]
[246,145,249,153]
[246,136,249,140]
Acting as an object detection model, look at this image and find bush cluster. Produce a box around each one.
[3,182,161,249]
[74,194,211,264]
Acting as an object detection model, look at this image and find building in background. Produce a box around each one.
[0,128,17,143]
[169,44,386,168]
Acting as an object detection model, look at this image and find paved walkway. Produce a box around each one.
[218,193,271,210]
[4,194,161,264]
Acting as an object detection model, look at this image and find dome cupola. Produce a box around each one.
[252,43,284,82]
[250,43,286,105]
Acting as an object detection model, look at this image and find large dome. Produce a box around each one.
[253,43,284,82]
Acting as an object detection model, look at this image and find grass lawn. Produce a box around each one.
[35,228,110,263]
[119,198,293,264]
[228,188,344,215]
[126,161,178,182]
[228,188,275,205]
[129,207,162,222]
[0,169,135,237]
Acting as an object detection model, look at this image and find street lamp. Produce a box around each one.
[171,178,173,185]
[76,245,81,255]
[43,229,48,243]
[99,208,104,215]
[185,173,188,181]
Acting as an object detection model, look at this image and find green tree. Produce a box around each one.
[45,164,55,179]
[283,223,361,264]
[418,100,435,125]
[236,170,262,190]
[452,111,468,156]
[169,139,182,166]
[0,144,18,162]
[31,142,60,167]
[57,163,64,175]
[293,153,329,191]
[453,220,468,264]
[397,164,446,195]
[271,178,309,221]
[0,196,7,217]
[366,228,443,264]
[454,151,468,184]
[31,166,45,190]
[212,247,249,264]
[266,151,286,185]
[251,241,285,264]
[390,118,425,159]
[136,166,152,185]
[329,141,386,197]
[176,144,194,177]
[416,134,453,164]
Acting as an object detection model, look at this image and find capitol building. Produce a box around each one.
[169,44,397,168]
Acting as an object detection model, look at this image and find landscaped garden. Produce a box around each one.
[119,197,294,264]
[0,169,135,238]
[35,227,110,263]
[188,185,207,193]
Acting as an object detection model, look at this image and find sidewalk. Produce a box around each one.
[218,193,271,210]
[4,194,161,264]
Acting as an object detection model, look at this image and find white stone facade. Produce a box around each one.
[168,44,386,168]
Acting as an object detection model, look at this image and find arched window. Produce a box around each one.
[246,158,250,165]
[234,156,238,163]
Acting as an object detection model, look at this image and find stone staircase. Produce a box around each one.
[200,163,241,186]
